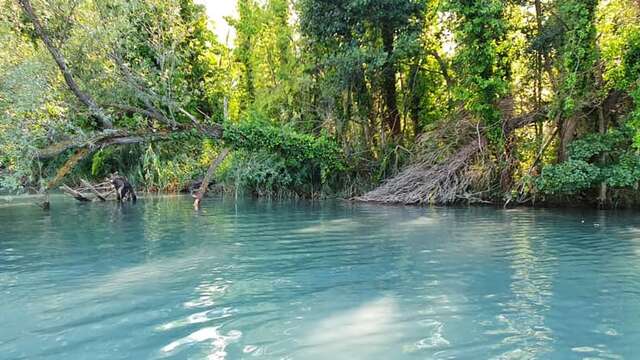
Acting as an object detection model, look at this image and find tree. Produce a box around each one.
[299,0,427,138]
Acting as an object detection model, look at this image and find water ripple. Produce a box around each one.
[1,198,640,359]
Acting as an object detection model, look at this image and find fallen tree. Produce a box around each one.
[356,109,547,205]
[356,87,629,206]
[17,0,113,129]
[17,0,228,209]
[356,136,489,204]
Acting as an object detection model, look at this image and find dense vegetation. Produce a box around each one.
[0,0,639,207]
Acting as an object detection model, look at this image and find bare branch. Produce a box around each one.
[193,148,231,210]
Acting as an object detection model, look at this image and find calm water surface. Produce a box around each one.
[1,196,639,359]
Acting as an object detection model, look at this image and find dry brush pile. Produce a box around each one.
[357,101,542,205]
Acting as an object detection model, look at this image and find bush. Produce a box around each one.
[220,113,345,196]
[536,127,640,195]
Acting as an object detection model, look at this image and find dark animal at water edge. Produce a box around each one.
[110,174,137,202]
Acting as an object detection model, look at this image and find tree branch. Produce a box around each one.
[503,109,549,135]
[426,50,454,91]
[18,0,113,129]
[36,130,181,160]
[111,52,181,129]
[193,147,231,210]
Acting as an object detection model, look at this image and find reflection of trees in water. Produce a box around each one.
[491,217,556,359]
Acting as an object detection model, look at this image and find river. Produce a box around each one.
[1,196,639,359]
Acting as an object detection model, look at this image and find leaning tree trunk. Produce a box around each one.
[38,148,91,209]
[193,148,231,210]
[18,0,113,129]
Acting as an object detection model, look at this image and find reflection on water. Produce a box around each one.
[1,196,640,359]
[490,224,555,360]
[300,297,401,359]
[160,326,242,359]
[293,218,361,234]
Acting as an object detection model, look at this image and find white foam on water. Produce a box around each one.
[156,307,234,331]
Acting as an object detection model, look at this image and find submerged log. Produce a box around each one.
[60,180,118,203]
[61,185,92,202]
[81,179,106,201]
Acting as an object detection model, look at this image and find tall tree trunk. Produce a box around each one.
[500,135,516,193]
[558,115,578,162]
[242,36,255,103]
[597,105,608,208]
[408,62,422,138]
[18,0,113,129]
[500,98,516,194]
[595,56,608,208]
[381,22,401,137]
[534,0,544,175]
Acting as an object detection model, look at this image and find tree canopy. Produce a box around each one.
[1,0,639,207]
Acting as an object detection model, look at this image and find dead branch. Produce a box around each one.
[356,136,488,204]
[193,148,231,210]
[81,179,106,201]
[357,106,548,205]
[103,103,170,124]
[503,109,548,135]
[60,184,92,202]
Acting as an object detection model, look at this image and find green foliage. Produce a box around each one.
[3,0,640,206]
[537,128,640,195]
[139,143,203,192]
[299,0,429,137]
[221,150,294,197]
[622,30,640,147]
[568,130,625,161]
[536,159,600,195]
[228,0,301,121]
[221,113,345,195]
[556,0,598,115]
[102,0,230,125]
[445,0,509,143]
[602,153,640,188]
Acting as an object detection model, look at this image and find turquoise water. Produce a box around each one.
[1,196,639,359]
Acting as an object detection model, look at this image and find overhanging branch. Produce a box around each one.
[37,130,183,160]
[18,0,113,129]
